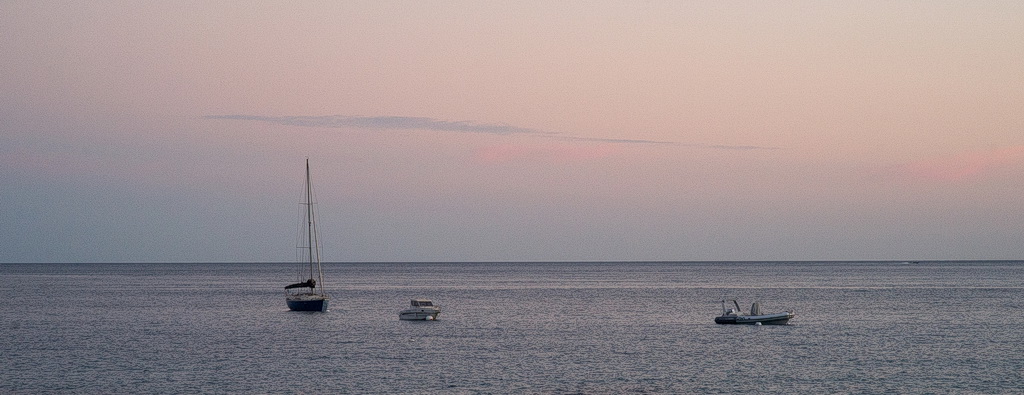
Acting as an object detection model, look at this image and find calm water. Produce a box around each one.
[2,261,1023,394]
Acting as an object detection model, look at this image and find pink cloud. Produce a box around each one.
[473,142,622,165]
[899,146,1024,182]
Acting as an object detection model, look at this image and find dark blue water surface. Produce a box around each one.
[2,261,1022,394]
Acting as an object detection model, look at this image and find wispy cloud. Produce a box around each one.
[474,143,623,164]
[693,144,781,151]
[548,135,678,145]
[552,135,779,149]
[204,114,780,150]
[203,114,546,135]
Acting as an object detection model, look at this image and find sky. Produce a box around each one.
[2,1,1023,263]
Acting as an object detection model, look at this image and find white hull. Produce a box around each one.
[399,309,440,321]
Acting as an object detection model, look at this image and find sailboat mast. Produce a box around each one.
[306,159,315,282]
[313,204,325,293]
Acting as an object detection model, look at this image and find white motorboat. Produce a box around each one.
[399,299,441,320]
[714,300,794,325]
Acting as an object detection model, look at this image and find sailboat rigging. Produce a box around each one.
[285,159,330,312]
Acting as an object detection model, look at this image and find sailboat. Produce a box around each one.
[285,159,330,312]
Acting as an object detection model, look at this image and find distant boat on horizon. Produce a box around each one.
[285,159,330,312]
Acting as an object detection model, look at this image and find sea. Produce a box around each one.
[2,261,1022,394]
